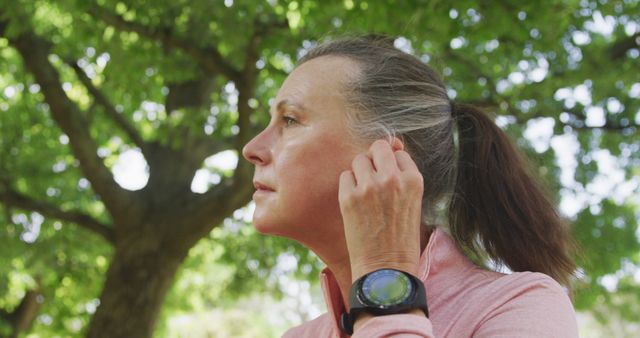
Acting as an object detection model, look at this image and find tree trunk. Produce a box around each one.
[1,7,260,338]
[0,279,42,338]
[86,239,189,338]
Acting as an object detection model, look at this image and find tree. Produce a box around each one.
[0,0,638,337]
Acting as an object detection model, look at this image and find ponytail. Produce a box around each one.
[298,36,577,287]
[447,103,576,287]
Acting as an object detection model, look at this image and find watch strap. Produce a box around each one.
[340,269,429,335]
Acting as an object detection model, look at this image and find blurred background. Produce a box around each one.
[0,0,638,337]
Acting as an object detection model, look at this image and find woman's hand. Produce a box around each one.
[339,139,424,282]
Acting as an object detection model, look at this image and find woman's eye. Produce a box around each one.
[282,115,297,127]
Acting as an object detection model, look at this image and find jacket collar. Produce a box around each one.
[319,227,475,336]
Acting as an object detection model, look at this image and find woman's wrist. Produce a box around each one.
[351,261,420,283]
[353,308,427,332]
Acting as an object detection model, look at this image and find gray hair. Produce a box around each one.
[298,36,457,225]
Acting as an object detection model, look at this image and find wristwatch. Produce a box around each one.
[340,268,429,335]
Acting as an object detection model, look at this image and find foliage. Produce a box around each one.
[0,0,638,336]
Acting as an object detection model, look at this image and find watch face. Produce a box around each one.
[360,269,413,307]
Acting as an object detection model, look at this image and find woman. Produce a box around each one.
[242,36,578,337]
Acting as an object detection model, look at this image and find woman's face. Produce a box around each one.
[242,56,367,244]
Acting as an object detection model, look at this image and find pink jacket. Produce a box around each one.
[283,228,578,337]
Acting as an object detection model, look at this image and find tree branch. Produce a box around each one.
[1,277,42,338]
[164,78,216,114]
[66,59,146,150]
[176,18,287,243]
[3,25,132,217]
[444,49,640,133]
[610,32,640,60]
[87,7,242,82]
[173,175,254,249]
[0,188,115,243]
[236,35,260,151]
[444,48,505,105]
[464,99,639,133]
[232,15,288,195]
[195,134,239,159]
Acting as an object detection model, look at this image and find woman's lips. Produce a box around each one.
[253,181,274,199]
[253,181,275,192]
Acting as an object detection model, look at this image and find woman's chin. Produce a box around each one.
[252,220,302,242]
[251,210,291,236]
[252,220,282,236]
[253,222,271,235]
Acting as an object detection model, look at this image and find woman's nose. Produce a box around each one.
[242,129,271,166]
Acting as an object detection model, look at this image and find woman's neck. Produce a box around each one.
[310,226,433,311]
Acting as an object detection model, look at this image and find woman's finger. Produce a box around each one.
[338,170,356,201]
[368,139,399,175]
[395,150,419,172]
[351,154,374,186]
